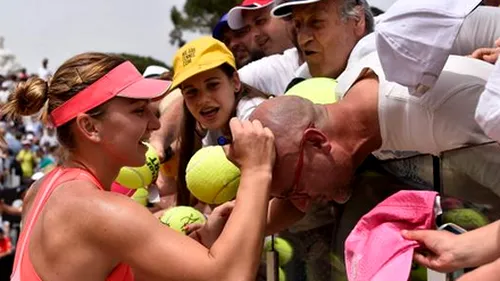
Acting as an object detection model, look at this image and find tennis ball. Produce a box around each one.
[279,267,286,281]
[442,208,489,231]
[285,77,338,105]
[186,146,240,204]
[263,237,294,266]
[131,187,149,206]
[115,142,161,189]
[410,263,427,281]
[328,253,348,281]
[160,206,207,234]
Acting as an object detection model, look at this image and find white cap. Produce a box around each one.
[31,171,45,181]
[143,65,169,79]
[227,0,274,30]
[271,0,321,18]
[375,0,482,96]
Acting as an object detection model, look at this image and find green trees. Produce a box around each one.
[169,0,240,47]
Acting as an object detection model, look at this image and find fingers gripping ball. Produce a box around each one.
[186,146,240,204]
[285,77,338,105]
[160,206,207,234]
[115,143,161,189]
[442,208,489,231]
[263,237,294,266]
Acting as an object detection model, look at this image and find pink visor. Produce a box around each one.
[50,61,171,127]
[344,190,439,281]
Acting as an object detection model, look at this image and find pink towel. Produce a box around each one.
[345,190,438,281]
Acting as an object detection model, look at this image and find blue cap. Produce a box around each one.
[212,13,229,41]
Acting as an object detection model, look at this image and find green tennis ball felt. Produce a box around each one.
[186,146,240,204]
[329,253,346,273]
[410,263,427,281]
[160,206,207,234]
[442,208,489,231]
[131,188,149,206]
[263,237,294,266]
[285,77,338,105]
[279,267,286,281]
[115,142,160,189]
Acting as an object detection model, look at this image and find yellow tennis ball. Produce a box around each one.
[131,187,149,206]
[115,142,161,189]
[263,237,294,266]
[279,267,287,281]
[186,146,240,204]
[160,206,207,234]
[410,263,427,281]
[285,77,338,105]
[442,208,490,231]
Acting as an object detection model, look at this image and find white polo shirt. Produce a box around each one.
[238,48,301,96]
[336,51,493,160]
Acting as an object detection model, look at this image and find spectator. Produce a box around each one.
[16,139,36,181]
[213,13,265,68]
[0,228,12,259]
[228,0,294,56]
[39,127,58,148]
[18,68,28,81]
[38,58,52,81]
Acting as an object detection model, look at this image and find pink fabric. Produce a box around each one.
[111,182,135,197]
[50,61,170,127]
[344,190,438,281]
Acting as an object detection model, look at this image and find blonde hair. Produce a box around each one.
[1,52,126,149]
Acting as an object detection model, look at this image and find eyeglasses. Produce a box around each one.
[274,123,314,201]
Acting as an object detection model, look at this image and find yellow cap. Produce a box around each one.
[170,36,236,91]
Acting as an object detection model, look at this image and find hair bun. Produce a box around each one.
[2,77,49,120]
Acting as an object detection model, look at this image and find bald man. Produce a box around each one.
[251,54,497,226]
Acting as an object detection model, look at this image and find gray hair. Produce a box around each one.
[340,0,374,34]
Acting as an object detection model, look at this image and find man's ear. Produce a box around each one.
[303,128,331,154]
[353,5,366,38]
[75,114,101,143]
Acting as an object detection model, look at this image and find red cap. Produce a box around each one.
[227,0,274,30]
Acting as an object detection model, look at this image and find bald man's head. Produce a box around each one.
[250,96,353,211]
[250,96,318,148]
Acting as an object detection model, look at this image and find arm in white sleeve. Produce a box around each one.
[452,6,500,56]
[475,59,500,142]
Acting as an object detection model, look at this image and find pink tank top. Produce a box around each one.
[11,167,134,281]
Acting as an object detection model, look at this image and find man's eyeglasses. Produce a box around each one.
[274,123,314,201]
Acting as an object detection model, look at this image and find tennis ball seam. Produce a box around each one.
[185,154,206,174]
[211,173,240,204]
[123,167,146,188]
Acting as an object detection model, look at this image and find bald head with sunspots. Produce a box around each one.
[249,96,353,212]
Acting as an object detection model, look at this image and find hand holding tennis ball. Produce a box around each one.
[185,201,235,248]
[186,119,275,205]
[224,118,275,172]
[160,206,206,234]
